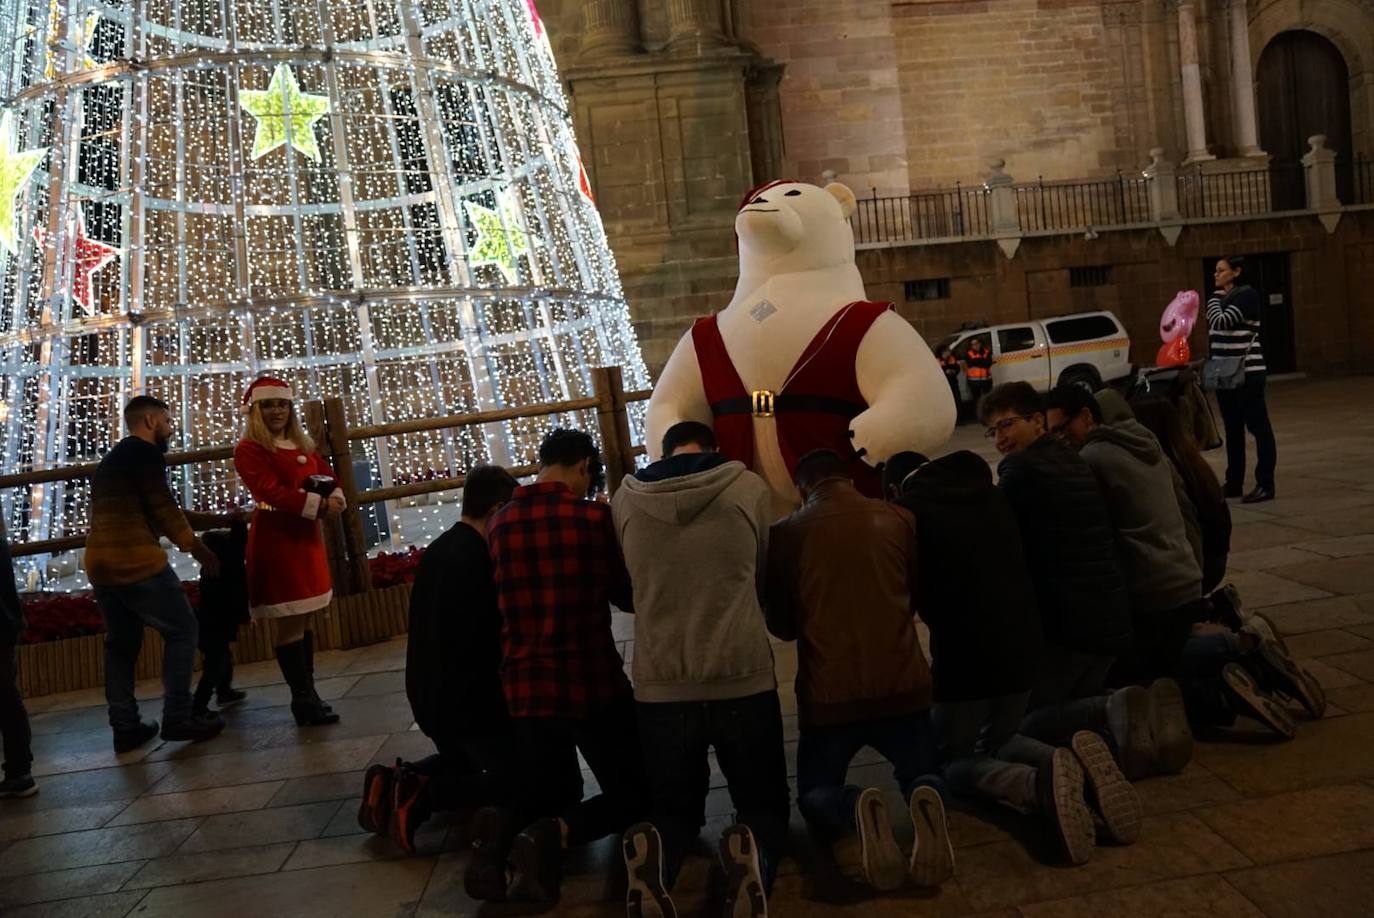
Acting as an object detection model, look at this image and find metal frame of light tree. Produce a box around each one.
[0,0,648,581]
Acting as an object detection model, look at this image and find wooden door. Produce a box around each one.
[1257,31,1354,207]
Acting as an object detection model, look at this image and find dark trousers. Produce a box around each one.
[1019,644,1113,746]
[1111,604,1200,688]
[637,691,790,889]
[1175,631,1242,727]
[93,566,198,730]
[510,693,649,846]
[193,644,235,712]
[0,632,32,779]
[412,735,517,814]
[1216,372,1276,491]
[796,710,944,840]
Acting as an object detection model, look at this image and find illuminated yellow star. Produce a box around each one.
[240,64,331,162]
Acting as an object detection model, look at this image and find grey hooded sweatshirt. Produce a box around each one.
[611,454,777,703]
[1080,418,1203,615]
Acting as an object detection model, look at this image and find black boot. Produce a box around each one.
[302,631,334,715]
[274,640,340,727]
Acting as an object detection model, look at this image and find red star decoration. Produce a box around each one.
[33,211,118,315]
[576,152,595,204]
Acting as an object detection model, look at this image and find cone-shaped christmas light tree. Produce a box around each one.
[0,0,647,571]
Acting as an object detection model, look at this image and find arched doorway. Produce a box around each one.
[1257,31,1354,207]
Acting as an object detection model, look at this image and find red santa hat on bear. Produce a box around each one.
[241,376,294,415]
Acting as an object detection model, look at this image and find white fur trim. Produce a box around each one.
[301,491,322,520]
[250,385,293,404]
[250,589,333,620]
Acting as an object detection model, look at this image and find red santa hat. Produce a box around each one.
[734,179,797,252]
[242,376,294,415]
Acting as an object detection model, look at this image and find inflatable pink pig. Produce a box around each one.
[1156,290,1199,368]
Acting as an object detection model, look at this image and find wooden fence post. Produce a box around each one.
[321,397,373,593]
[591,366,634,494]
[303,400,351,596]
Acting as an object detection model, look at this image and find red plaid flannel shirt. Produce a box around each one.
[488,481,634,718]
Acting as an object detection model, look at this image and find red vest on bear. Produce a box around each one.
[691,301,889,498]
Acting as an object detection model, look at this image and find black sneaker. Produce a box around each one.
[466,807,515,902]
[854,787,905,892]
[1255,639,1327,720]
[1037,747,1095,866]
[1070,731,1141,846]
[1222,663,1296,739]
[623,822,677,918]
[907,785,955,887]
[216,687,248,707]
[112,720,160,753]
[357,763,395,835]
[160,712,226,743]
[0,774,37,798]
[508,817,562,904]
[719,823,767,917]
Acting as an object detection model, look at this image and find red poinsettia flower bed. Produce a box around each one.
[17,551,421,644]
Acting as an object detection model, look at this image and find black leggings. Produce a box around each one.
[1216,373,1276,491]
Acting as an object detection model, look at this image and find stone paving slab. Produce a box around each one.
[3,376,1374,916]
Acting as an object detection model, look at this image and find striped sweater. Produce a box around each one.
[84,436,197,586]
[1206,285,1266,374]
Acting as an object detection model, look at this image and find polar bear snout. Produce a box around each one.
[736,205,805,257]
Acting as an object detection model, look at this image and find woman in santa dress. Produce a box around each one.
[234,377,342,727]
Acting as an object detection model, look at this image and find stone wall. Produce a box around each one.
[857,209,1374,375]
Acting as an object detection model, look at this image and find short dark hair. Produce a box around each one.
[461,465,519,518]
[1222,254,1245,276]
[1044,384,1102,423]
[882,451,928,498]
[794,449,850,488]
[979,382,1043,425]
[537,427,606,495]
[124,395,170,430]
[661,421,717,457]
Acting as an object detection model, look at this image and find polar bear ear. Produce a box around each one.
[824,182,857,218]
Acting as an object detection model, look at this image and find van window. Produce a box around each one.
[1046,315,1119,344]
[997,326,1037,353]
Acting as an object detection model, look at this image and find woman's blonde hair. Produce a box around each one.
[243,400,315,454]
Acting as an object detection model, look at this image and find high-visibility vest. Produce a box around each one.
[966,348,992,380]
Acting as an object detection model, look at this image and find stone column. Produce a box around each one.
[666,0,728,52]
[985,159,1022,258]
[1144,147,1181,221]
[1228,0,1264,156]
[1178,2,1214,163]
[580,0,641,56]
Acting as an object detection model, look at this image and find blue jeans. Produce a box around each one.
[935,692,1049,812]
[1176,631,1241,727]
[94,566,198,730]
[637,691,790,890]
[796,710,944,839]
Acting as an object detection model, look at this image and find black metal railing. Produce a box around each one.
[1345,153,1374,205]
[1176,162,1308,218]
[851,185,991,244]
[1013,173,1152,233]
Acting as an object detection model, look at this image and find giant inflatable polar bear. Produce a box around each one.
[645,179,956,514]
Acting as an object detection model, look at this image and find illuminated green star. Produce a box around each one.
[0,111,47,256]
[465,193,530,284]
[239,63,330,162]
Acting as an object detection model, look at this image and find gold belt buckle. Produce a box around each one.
[751,389,775,418]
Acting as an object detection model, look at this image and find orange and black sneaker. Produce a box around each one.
[390,764,433,856]
[357,762,396,835]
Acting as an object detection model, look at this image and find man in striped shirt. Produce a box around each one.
[1207,256,1276,504]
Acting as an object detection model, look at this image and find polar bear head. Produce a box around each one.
[735,180,859,279]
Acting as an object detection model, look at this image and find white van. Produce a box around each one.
[942,311,1133,394]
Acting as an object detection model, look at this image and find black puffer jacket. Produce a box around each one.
[0,518,23,641]
[898,451,1041,703]
[997,435,1133,655]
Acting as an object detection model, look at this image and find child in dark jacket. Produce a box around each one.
[193,521,250,716]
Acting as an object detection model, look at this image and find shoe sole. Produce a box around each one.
[855,788,906,892]
[357,766,392,835]
[112,726,160,754]
[1149,678,1194,774]
[0,783,38,798]
[719,824,767,918]
[907,786,954,887]
[623,823,677,918]
[1049,748,1095,866]
[1071,731,1141,845]
[1223,664,1297,739]
[1259,640,1327,720]
[1244,612,1290,656]
[1113,685,1155,781]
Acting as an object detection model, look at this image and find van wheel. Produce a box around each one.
[1059,367,1102,393]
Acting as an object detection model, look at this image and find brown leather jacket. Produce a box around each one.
[765,478,932,728]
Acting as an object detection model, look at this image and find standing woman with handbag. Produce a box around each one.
[234,377,343,726]
[1206,256,1276,503]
